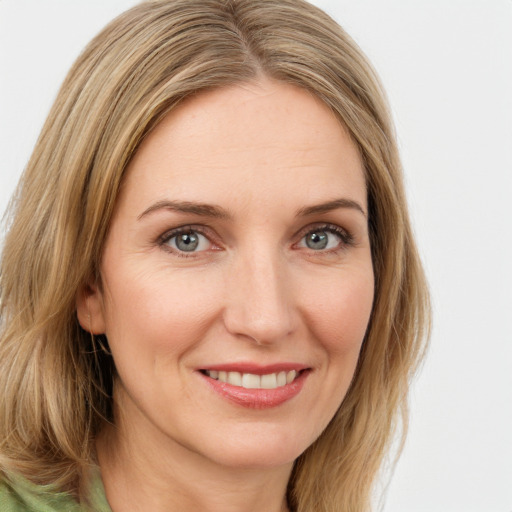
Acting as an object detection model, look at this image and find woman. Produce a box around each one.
[0,0,430,511]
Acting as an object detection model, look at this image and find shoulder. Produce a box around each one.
[0,474,82,512]
[0,467,111,512]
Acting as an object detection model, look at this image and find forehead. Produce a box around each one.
[120,79,366,214]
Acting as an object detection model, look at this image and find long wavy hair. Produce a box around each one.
[0,1,430,510]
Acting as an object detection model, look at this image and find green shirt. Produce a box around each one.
[0,469,112,512]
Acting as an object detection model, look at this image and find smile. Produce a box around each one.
[198,365,310,409]
[203,370,298,389]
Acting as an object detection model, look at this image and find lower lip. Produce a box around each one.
[199,371,309,409]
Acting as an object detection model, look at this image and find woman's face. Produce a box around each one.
[81,80,374,469]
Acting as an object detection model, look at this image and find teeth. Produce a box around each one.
[260,373,277,389]
[242,373,261,388]
[227,371,242,386]
[205,370,298,389]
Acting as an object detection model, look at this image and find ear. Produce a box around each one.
[76,280,107,334]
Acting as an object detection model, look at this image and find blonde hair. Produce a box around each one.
[0,0,430,510]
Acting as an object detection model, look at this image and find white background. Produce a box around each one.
[1,1,511,511]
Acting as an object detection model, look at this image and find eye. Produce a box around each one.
[163,228,212,253]
[296,225,353,252]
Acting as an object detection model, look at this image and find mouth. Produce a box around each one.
[198,365,310,409]
[200,369,303,390]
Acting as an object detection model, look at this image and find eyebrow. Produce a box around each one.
[138,200,232,220]
[138,197,366,221]
[296,198,366,218]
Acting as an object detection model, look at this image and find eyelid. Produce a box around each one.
[293,223,355,250]
[157,224,221,255]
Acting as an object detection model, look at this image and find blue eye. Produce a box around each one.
[305,231,329,250]
[298,226,351,251]
[165,230,211,253]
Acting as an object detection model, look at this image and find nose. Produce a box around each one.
[222,249,298,345]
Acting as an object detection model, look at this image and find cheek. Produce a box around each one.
[301,267,374,356]
[102,264,223,363]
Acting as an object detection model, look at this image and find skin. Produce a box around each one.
[77,79,374,512]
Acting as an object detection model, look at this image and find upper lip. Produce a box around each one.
[198,362,310,375]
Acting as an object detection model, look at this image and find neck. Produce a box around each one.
[96,404,292,512]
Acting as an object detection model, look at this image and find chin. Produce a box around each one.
[187,423,314,471]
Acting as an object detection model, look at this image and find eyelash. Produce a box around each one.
[296,223,355,253]
[158,223,354,257]
[158,225,217,258]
